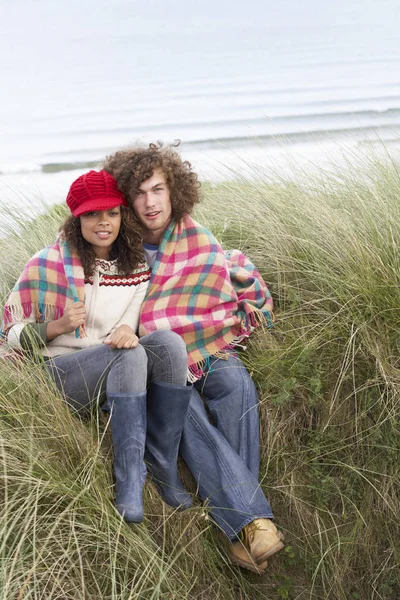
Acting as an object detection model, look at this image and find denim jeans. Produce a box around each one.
[140,330,188,386]
[181,390,273,540]
[45,330,188,413]
[180,352,273,541]
[194,352,260,477]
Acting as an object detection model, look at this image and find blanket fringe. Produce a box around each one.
[3,303,87,339]
[187,366,203,383]
[186,310,273,383]
[187,351,230,382]
[3,302,64,325]
[245,308,274,330]
[228,309,274,351]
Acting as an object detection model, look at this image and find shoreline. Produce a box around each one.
[1,138,399,216]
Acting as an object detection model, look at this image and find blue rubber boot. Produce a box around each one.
[107,392,147,522]
[145,381,193,509]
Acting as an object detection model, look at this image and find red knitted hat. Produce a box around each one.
[66,170,128,217]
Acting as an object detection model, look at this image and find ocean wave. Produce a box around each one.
[9,107,399,146]
[25,127,400,175]
[0,121,398,177]
[0,163,42,176]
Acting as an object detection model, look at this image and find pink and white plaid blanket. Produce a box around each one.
[2,239,85,338]
[139,216,273,380]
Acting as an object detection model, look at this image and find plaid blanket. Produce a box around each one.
[2,239,85,338]
[139,216,273,380]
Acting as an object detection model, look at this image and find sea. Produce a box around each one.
[1,0,400,212]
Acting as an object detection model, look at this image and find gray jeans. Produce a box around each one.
[45,330,188,413]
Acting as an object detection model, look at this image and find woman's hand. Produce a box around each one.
[46,302,86,341]
[104,325,139,350]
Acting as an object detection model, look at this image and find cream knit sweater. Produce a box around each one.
[7,258,151,358]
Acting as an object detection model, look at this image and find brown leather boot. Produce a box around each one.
[227,540,268,574]
[240,518,285,565]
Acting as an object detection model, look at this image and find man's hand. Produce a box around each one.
[104,325,139,350]
[46,302,86,340]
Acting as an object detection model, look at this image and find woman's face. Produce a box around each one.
[80,206,122,259]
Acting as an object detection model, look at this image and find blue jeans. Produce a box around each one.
[194,352,260,477]
[180,352,273,540]
[45,330,188,412]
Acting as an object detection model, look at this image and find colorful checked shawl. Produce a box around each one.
[2,239,85,337]
[139,216,273,380]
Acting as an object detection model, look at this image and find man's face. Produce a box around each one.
[132,168,172,244]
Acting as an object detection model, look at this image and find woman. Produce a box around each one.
[1,169,192,523]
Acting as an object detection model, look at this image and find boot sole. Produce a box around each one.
[228,552,268,575]
[255,531,285,565]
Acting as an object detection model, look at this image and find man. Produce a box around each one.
[104,143,284,574]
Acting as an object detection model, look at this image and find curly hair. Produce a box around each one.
[62,207,144,278]
[103,142,201,222]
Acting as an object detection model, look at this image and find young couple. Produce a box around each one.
[2,144,284,575]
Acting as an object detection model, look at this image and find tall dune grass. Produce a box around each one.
[1,153,399,599]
